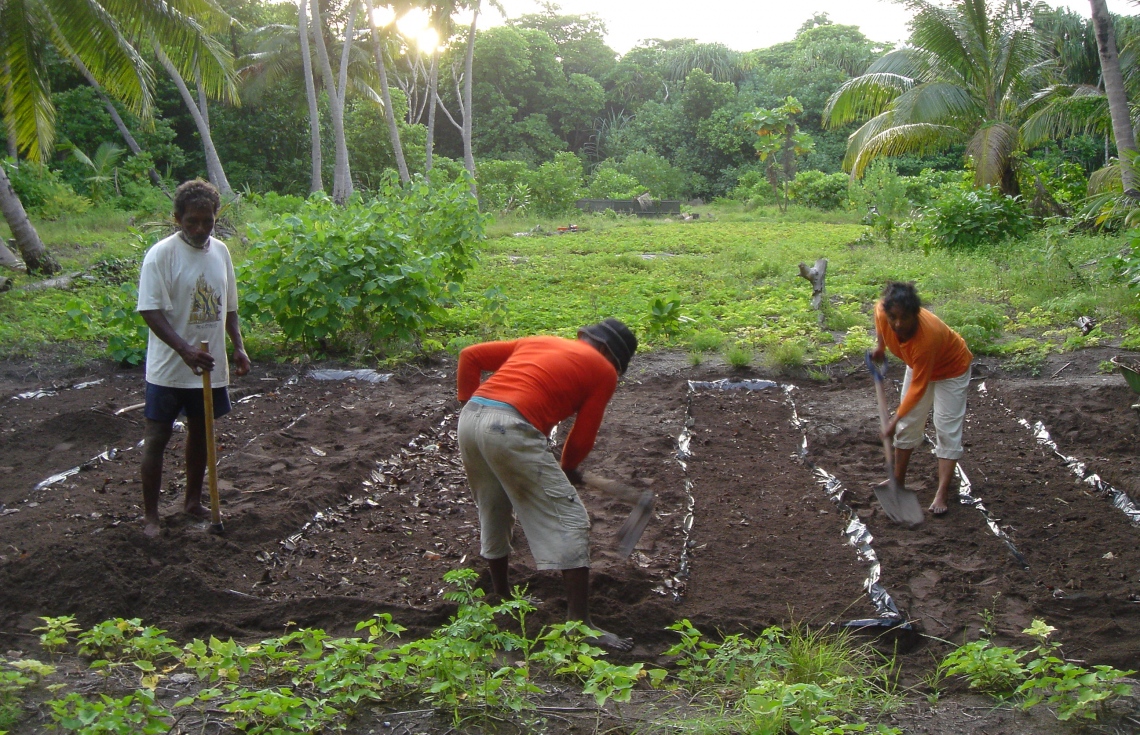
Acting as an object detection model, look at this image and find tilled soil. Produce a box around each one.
[2,351,1139,680]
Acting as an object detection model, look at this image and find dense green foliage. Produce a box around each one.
[924,186,1032,250]
[239,176,485,352]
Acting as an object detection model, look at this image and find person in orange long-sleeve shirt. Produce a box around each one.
[456,318,637,651]
[872,282,973,516]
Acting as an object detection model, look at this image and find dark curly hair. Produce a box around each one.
[881,281,921,316]
[173,179,221,218]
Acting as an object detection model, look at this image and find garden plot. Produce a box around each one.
[2,355,1139,672]
[795,371,1140,669]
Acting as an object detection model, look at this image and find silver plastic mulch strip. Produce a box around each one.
[940,442,1029,569]
[33,448,120,491]
[1021,419,1140,526]
[783,385,902,619]
[977,382,1140,528]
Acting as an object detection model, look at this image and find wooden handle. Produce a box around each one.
[200,341,221,526]
[580,470,646,505]
[872,377,896,478]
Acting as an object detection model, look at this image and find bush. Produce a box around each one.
[248,191,306,217]
[525,152,584,217]
[239,174,485,352]
[3,159,90,219]
[902,168,964,209]
[851,160,910,244]
[923,186,1031,250]
[788,170,849,210]
[476,160,531,213]
[936,302,1006,354]
[113,153,170,216]
[586,163,644,199]
[616,151,690,199]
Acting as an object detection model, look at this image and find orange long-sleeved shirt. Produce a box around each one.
[457,336,618,471]
[874,303,972,418]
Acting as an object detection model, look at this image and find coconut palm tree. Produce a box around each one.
[1090,0,1139,193]
[0,0,233,274]
[823,0,1046,195]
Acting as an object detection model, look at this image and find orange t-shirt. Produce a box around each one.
[457,336,618,471]
[874,303,973,418]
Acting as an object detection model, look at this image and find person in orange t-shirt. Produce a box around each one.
[456,318,637,651]
[872,282,973,516]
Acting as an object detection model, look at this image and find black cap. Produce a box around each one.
[578,319,638,374]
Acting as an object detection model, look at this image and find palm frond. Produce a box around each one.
[851,122,966,177]
[823,73,915,128]
[43,0,154,119]
[890,81,981,124]
[965,122,1018,188]
[2,0,55,160]
[864,48,931,79]
[841,110,894,172]
[1020,86,1110,148]
[1088,163,1122,195]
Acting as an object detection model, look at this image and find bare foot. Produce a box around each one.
[143,517,161,538]
[928,498,949,515]
[184,503,211,520]
[584,627,633,653]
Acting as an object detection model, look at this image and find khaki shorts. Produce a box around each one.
[457,402,591,570]
[895,364,972,460]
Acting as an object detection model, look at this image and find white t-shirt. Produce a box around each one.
[137,233,239,388]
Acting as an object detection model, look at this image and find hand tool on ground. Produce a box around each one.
[580,470,656,557]
[200,341,225,534]
[865,352,924,528]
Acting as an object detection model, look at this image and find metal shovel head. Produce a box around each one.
[874,480,925,528]
[616,490,656,557]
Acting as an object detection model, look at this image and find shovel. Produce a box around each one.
[200,341,225,534]
[865,353,924,528]
[580,470,656,557]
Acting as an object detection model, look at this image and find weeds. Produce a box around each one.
[938,618,1134,721]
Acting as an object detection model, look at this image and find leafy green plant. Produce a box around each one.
[744,97,815,213]
[35,616,81,653]
[2,158,91,219]
[76,619,180,664]
[70,143,126,204]
[239,176,484,352]
[215,687,340,734]
[850,160,910,245]
[1013,620,1134,721]
[531,622,643,706]
[767,341,807,368]
[939,639,1027,695]
[648,296,682,336]
[725,343,753,367]
[525,152,585,217]
[1,657,55,730]
[923,186,1032,250]
[789,171,849,211]
[48,689,170,734]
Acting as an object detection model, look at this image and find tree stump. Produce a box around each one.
[798,258,828,327]
[0,239,26,272]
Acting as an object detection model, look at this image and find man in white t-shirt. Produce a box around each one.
[136,179,250,537]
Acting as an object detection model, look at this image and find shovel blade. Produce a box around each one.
[874,482,925,528]
[616,490,655,557]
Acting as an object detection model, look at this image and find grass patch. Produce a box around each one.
[2,205,1137,367]
[724,343,753,367]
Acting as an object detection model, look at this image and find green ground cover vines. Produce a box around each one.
[2,572,1130,734]
[0,204,1135,368]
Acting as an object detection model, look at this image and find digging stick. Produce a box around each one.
[200,341,224,534]
[580,470,656,557]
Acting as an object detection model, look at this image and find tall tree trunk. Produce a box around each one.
[1090,0,1139,194]
[155,47,234,197]
[335,1,357,197]
[363,0,410,183]
[461,8,478,186]
[425,51,439,174]
[0,164,59,275]
[310,0,353,203]
[70,59,170,196]
[298,0,324,193]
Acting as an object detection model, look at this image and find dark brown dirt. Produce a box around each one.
[2,349,1139,728]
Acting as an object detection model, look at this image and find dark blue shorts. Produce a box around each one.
[144,382,231,423]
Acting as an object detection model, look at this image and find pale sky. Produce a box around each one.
[481,0,1137,54]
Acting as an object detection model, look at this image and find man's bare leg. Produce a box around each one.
[141,419,174,537]
[183,415,210,519]
[563,567,632,652]
[488,556,510,597]
[930,458,957,515]
[892,447,914,486]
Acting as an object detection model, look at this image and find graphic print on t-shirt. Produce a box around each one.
[189,273,222,325]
